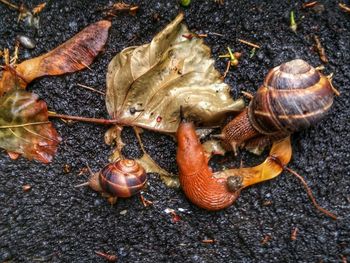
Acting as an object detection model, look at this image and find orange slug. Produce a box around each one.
[176,119,292,211]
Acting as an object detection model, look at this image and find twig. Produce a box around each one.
[107,2,139,17]
[95,251,117,262]
[0,0,19,10]
[241,91,254,100]
[207,32,224,37]
[313,35,328,63]
[202,239,216,244]
[237,38,260,49]
[339,3,350,13]
[284,166,337,220]
[196,33,208,38]
[302,1,318,8]
[222,60,230,79]
[129,6,139,15]
[140,194,153,207]
[291,227,298,240]
[10,41,20,66]
[76,83,105,95]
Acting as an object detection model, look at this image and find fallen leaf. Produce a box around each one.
[17,20,111,84]
[0,20,111,96]
[106,13,244,133]
[0,90,61,163]
[0,19,111,163]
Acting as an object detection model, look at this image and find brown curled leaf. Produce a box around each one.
[0,20,111,96]
[0,90,61,163]
[15,20,111,87]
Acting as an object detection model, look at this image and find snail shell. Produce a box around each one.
[249,59,334,136]
[94,159,147,198]
[220,59,335,153]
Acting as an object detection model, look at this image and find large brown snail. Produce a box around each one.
[76,159,147,204]
[219,59,335,154]
[176,59,337,219]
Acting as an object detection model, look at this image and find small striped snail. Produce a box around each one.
[76,159,147,204]
[176,59,337,219]
[219,59,336,154]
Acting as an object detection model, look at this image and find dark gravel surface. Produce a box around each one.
[1,1,349,262]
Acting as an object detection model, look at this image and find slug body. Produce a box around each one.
[177,121,240,211]
[88,159,147,204]
[222,59,335,152]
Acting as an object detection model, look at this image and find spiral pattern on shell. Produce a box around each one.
[99,159,147,198]
[248,59,334,136]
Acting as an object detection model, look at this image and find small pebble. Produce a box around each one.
[119,209,128,215]
[17,35,36,49]
[22,184,32,192]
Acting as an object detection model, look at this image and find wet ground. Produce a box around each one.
[0,0,349,262]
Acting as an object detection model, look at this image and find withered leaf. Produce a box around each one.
[0,90,61,163]
[17,20,111,84]
[106,13,244,133]
[0,20,111,96]
[0,19,111,163]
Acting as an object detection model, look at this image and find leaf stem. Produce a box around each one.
[48,112,120,125]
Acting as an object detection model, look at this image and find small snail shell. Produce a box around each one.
[98,159,147,198]
[221,59,335,152]
[78,159,147,204]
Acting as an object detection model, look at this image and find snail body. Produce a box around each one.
[176,120,241,211]
[221,59,335,153]
[80,159,147,204]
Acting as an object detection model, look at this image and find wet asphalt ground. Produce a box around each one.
[0,1,349,262]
